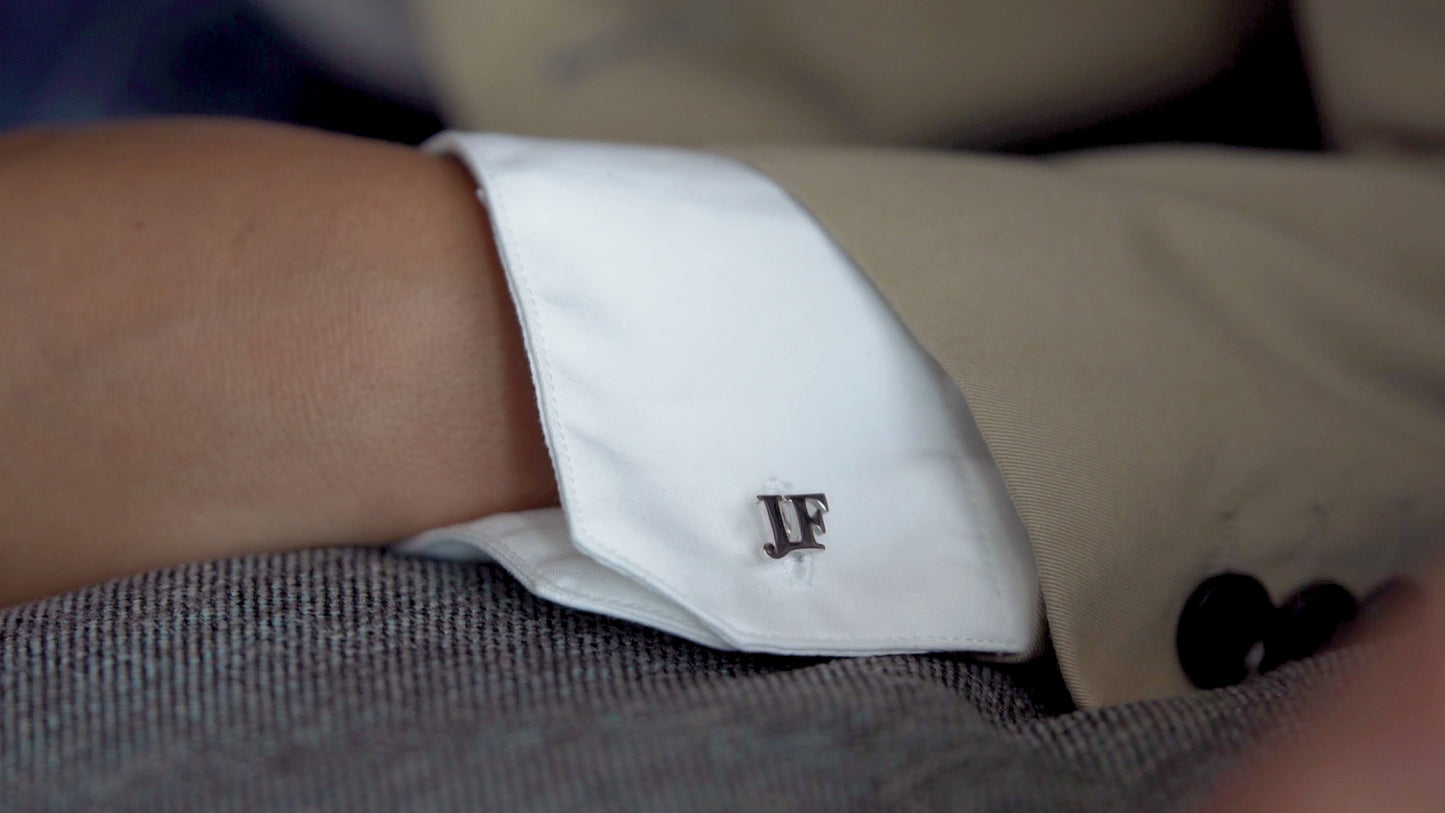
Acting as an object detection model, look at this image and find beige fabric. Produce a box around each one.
[1297,0,1445,154]
[721,143,1445,706]
[408,0,1258,146]
[405,0,1445,705]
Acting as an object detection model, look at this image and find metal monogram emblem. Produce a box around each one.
[756,494,830,559]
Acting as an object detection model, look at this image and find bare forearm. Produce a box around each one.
[0,118,555,605]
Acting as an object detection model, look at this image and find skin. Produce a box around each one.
[0,117,1440,806]
[1207,570,1445,811]
[0,117,556,605]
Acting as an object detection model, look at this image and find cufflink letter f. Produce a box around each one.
[757,494,829,559]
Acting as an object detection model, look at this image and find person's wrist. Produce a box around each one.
[146,131,560,556]
[301,151,557,545]
[0,120,555,604]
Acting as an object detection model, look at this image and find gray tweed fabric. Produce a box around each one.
[0,548,1356,811]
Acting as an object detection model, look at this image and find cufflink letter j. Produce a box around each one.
[757,494,829,559]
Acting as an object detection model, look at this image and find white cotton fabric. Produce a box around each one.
[398,132,1040,656]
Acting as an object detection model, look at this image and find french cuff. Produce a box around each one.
[398,132,1041,656]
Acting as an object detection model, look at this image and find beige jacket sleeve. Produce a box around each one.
[1299,0,1445,155]
[410,0,1445,706]
[720,142,1445,706]
[409,0,1260,146]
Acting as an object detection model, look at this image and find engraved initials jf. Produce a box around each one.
[757,494,830,559]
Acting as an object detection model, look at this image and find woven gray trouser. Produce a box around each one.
[0,548,1352,811]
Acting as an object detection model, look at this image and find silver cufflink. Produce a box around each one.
[757,494,829,559]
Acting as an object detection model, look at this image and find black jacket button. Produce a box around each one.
[1176,572,1275,689]
[1259,581,1358,673]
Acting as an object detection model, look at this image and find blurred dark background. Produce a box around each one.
[0,0,444,143]
[1,0,1321,152]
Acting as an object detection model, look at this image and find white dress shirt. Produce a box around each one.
[397,133,1041,657]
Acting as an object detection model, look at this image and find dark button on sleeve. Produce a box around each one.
[1259,581,1357,672]
[1176,572,1275,690]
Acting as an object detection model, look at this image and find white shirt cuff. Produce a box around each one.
[397,132,1040,656]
